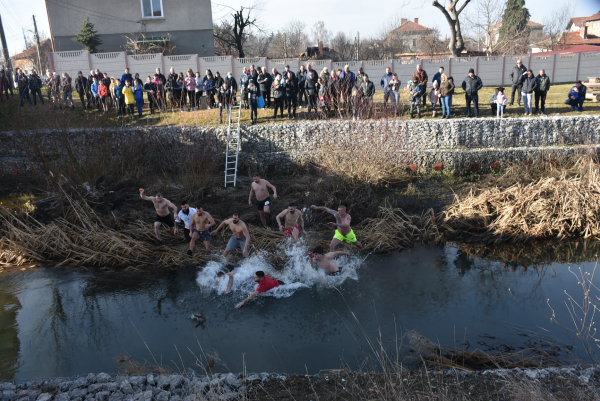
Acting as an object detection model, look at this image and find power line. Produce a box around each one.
[45,0,140,24]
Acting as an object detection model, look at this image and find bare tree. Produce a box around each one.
[312,21,332,46]
[123,32,174,55]
[213,6,260,58]
[419,28,446,57]
[270,21,309,58]
[331,32,355,61]
[245,32,273,57]
[464,0,504,55]
[543,3,573,50]
[432,0,472,57]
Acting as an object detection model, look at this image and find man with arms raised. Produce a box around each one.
[249,174,277,228]
[176,201,196,244]
[276,203,305,241]
[188,206,216,255]
[309,246,350,276]
[139,189,178,244]
[235,271,281,308]
[211,212,251,258]
[311,204,363,252]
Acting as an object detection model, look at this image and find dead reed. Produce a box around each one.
[444,156,600,243]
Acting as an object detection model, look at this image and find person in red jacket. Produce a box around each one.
[98,80,109,113]
[235,271,283,308]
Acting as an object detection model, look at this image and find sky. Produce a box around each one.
[1,0,599,56]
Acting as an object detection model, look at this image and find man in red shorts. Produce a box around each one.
[236,271,283,308]
[276,203,305,241]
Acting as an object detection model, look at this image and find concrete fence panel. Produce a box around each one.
[478,56,503,86]
[332,60,362,73]
[306,59,332,73]
[554,53,577,83]
[267,58,300,76]
[233,57,266,79]
[579,52,600,81]
[393,58,419,85]
[530,54,555,81]
[127,54,163,80]
[90,52,127,79]
[451,57,475,85]
[165,54,198,75]
[422,58,450,81]
[199,56,233,77]
[53,50,91,78]
[363,59,391,83]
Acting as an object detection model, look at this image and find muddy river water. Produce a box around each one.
[0,243,598,380]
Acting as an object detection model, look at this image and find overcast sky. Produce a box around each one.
[1,0,599,56]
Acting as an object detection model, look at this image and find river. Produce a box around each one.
[0,242,598,381]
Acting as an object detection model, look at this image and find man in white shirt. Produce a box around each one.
[176,201,196,243]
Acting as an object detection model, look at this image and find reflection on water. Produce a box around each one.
[0,242,599,381]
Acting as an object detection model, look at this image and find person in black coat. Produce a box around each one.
[509,59,527,106]
[272,73,285,119]
[305,70,318,115]
[461,69,483,117]
[74,71,89,109]
[284,71,298,119]
[257,67,272,108]
[144,75,158,114]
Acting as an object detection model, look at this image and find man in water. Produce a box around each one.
[211,213,251,258]
[139,188,178,244]
[176,201,196,244]
[276,203,305,241]
[311,204,363,252]
[249,174,277,228]
[309,246,350,276]
[236,270,282,308]
[188,206,216,255]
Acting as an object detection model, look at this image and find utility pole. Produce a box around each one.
[0,14,12,70]
[32,15,43,72]
[283,33,287,58]
[22,28,28,48]
[354,32,360,60]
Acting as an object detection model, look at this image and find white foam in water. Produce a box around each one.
[195,239,364,298]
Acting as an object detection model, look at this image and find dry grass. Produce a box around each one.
[444,155,600,243]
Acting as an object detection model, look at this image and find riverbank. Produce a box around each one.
[1,365,599,401]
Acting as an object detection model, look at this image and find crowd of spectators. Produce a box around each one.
[0,58,590,123]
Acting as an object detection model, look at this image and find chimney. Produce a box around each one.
[319,40,323,55]
[580,25,586,39]
[401,18,407,25]
[414,18,419,24]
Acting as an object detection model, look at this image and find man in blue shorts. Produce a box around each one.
[211,213,251,258]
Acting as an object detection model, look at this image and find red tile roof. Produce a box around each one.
[531,45,600,55]
[391,21,434,33]
[561,31,600,46]
[568,12,600,29]
[492,20,545,29]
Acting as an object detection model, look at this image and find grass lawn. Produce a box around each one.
[0,83,598,132]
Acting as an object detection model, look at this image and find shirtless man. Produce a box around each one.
[276,203,305,241]
[309,246,351,276]
[139,189,178,244]
[188,206,216,255]
[248,174,277,228]
[311,204,363,252]
[211,213,251,258]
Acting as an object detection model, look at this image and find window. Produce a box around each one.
[412,39,417,47]
[141,0,163,18]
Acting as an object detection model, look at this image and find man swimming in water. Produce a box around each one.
[139,188,178,244]
[249,174,277,228]
[276,203,305,241]
[211,213,251,258]
[310,204,363,252]
[188,206,216,255]
[236,270,282,308]
[309,246,350,276]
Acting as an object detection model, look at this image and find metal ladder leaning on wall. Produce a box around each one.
[224,93,242,187]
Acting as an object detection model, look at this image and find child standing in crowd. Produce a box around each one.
[489,88,498,116]
[113,79,124,117]
[122,80,135,117]
[203,71,214,109]
[152,74,163,111]
[90,76,100,110]
[97,79,108,113]
[133,79,144,117]
[195,72,204,110]
[495,87,507,118]
[408,81,422,119]
[428,82,440,117]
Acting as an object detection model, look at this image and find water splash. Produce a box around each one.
[195,239,364,298]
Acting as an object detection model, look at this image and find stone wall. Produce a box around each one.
[1,115,599,177]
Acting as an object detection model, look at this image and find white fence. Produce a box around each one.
[48,50,600,86]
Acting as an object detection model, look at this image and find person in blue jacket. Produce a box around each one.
[133,78,144,117]
[120,67,133,86]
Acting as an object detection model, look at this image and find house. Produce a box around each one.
[561,12,600,47]
[486,20,546,53]
[12,39,53,72]
[44,0,215,55]
[386,18,435,54]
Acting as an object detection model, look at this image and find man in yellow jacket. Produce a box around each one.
[122,80,135,117]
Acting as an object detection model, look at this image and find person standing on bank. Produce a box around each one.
[177,201,196,244]
[139,188,178,244]
[285,71,297,119]
[534,69,550,115]
[380,67,393,113]
[519,69,537,116]
[412,64,428,110]
[249,174,278,228]
[257,67,272,108]
[439,73,455,119]
[509,59,527,106]
[28,70,44,106]
[461,69,483,118]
